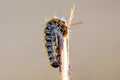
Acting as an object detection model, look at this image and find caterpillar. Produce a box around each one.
[44,18,67,68]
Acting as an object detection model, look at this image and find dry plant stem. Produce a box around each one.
[59,4,76,80]
[59,37,70,80]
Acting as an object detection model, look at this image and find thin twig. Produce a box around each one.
[59,3,84,80]
[71,21,83,26]
[60,37,69,80]
[59,4,76,80]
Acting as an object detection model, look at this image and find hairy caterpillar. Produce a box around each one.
[44,18,67,68]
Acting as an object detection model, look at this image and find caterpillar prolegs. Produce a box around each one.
[44,18,67,68]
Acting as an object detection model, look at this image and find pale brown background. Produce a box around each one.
[0,0,120,80]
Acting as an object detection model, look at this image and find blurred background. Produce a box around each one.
[0,0,120,80]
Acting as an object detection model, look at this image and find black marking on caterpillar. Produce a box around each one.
[44,18,67,68]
